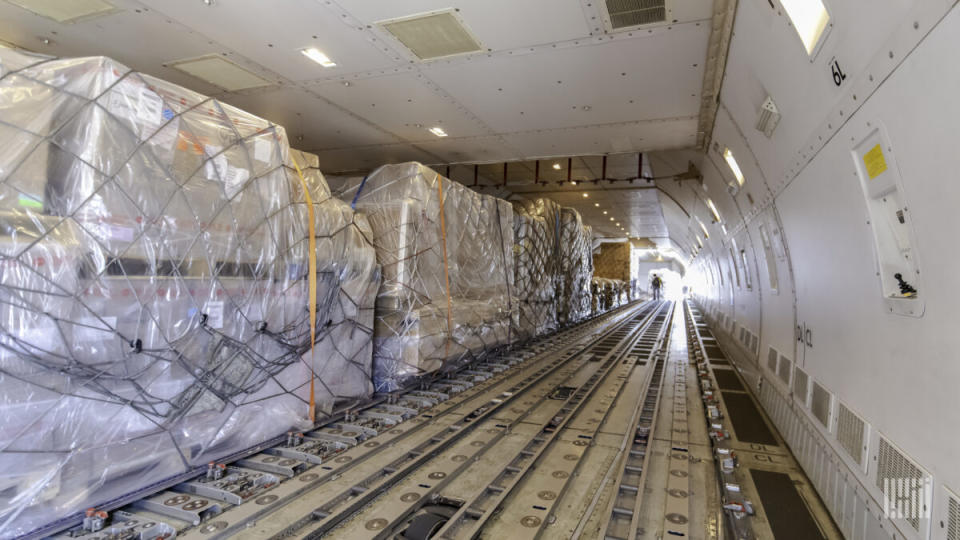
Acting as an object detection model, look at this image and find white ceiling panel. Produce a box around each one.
[0,0,227,94]
[221,87,400,151]
[501,117,698,158]
[139,0,398,81]
[314,144,439,173]
[422,24,707,134]
[338,0,592,52]
[414,135,519,164]
[310,72,494,140]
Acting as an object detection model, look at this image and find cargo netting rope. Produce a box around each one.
[328,163,516,393]
[558,208,593,325]
[511,198,561,340]
[0,51,378,537]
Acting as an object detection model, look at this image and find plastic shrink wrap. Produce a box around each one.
[511,198,561,340]
[558,208,593,325]
[328,163,515,392]
[0,51,377,537]
[591,278,629,314]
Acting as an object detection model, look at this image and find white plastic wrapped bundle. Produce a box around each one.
[512,198,560,340]
[288,150,379,414]
[591,277,628,314]
[329,163,515,391]
[558,208,593,325]
[0,51,377,537]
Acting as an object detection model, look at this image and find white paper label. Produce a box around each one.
[137,88,163,126]
[204,301,224,329]
[151,116,180,152]
[203,145,226,179]
[223,166,250,199]
[108,79,163,133]
[254,139,273,163]
[102,223,134,243]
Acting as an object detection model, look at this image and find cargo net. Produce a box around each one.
[328,163,515,392]
[0,51,377,537]
[558,208,593,325]
[511,198,561,340]
[591,277,630,314]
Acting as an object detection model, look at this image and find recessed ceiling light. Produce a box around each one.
[609,217,614,221]
[552,163,561,170]
[570,181,577,186]
[723,148,745,186]
[603,211,608,215]
[169,55,272,91]
[428,126,448,137]
[582,193,589,198]
[616,223,620,226]
[5,0,117,23]
[301,48,337,68]
[594,203,599,207]
[706,198,722,222]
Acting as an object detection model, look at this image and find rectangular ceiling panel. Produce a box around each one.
[423,24,708,134]
[140,0,398,81]
[311,72,493,140]
[339,0,592,52]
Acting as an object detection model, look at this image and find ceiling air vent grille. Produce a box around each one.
[793,367,809,405]
[380,10,482,61]
[811,381,832,428]
[767,347,778,372]
[836,402,866,466]
[947,490,960,540]
[876,437,928,532]
[605,0,667,29]
[777,355,791,385]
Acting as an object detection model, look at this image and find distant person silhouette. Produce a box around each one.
[651,274,664,301]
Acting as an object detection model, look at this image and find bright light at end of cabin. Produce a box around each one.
[428,127,448,137]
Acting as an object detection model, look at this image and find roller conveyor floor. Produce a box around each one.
[47,299,848,540]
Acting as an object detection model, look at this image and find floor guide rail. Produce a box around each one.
[46,301,656,540]
[684,300,842,540]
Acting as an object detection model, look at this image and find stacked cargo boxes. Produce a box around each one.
[0,51,377,537]
[328,163,516,392]
[511,198,561,340]
[558,208,593,325]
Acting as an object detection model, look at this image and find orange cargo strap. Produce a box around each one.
[436,176,453,360]
[291,158,318,424]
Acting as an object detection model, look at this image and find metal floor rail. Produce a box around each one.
[44,300,655,540]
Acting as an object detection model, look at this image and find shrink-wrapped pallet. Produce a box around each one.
[558,208,593,325]
[329,163,516,391]
[511,198,561,340]
[0,51,378,537]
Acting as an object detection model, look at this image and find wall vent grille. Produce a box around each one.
[793,366,809,405]
[777,354,791,385]
[836,402,866,466]
[605,0,667,29]
[811,381,832,428]
[947,490,959,540]
[876,437,927,532]
[767,347,778,372]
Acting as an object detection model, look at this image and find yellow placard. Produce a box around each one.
[863,144,888,179]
